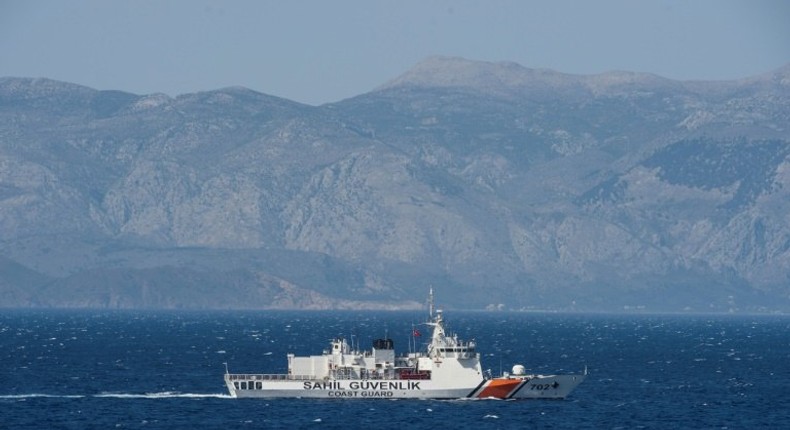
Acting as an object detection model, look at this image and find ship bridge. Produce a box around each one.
[426,309,477,360]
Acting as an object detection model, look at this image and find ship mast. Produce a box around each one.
[427,287,434,320]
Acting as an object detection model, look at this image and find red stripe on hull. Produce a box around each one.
[476,379,522,399]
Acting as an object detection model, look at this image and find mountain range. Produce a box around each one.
[2,56,789,312]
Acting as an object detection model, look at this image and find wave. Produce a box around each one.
[0,394,85,399]
[95,391,232,399]
[2,392,231,400]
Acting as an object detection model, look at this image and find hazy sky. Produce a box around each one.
[1,0,788,105]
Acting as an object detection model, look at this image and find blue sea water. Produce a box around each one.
[1,310,789,429]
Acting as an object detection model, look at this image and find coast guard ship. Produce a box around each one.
[224,289,585,399]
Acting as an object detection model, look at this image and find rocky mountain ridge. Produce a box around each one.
[1,57,789,312]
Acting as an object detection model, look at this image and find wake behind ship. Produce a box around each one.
[224,290,585,399]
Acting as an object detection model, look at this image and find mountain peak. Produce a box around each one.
[0,77,96,99]
[378,56,575,94]
[377,56,682,98]
[380,57,790,98]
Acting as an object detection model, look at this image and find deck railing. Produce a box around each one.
[226,373,314,381]
[226,371,432,382]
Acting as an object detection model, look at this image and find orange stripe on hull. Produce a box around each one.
[477,379,522,399]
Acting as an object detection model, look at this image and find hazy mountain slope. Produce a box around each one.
[1,57,789,311]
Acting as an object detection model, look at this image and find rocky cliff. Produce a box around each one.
[1,57,789,312]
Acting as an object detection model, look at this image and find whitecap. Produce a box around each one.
[94,392,231,399]
[0,394,85,399]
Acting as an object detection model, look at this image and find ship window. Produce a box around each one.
[242,381,248,390]
[256,381,262,390]
[234,382,240,390]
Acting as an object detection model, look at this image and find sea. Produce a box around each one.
[1,310,788,429]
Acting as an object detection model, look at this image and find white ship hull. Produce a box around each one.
[225,373,585,400]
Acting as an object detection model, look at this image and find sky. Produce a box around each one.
[1,0,788,105]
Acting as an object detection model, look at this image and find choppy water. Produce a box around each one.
[1,310,788,429]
